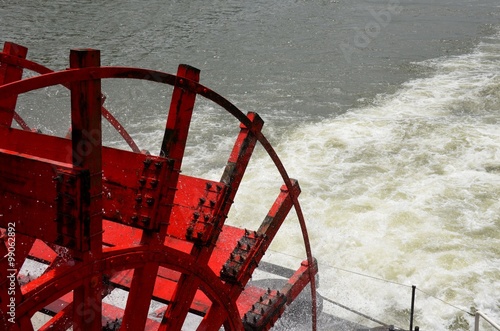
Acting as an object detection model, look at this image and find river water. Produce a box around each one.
[1,0,499,329]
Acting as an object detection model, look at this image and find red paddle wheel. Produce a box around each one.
[0,42,318,331]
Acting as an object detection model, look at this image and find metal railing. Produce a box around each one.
[474,311,500,331]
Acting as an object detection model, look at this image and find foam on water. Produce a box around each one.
[92,32,500,329]
[220,33,500,329]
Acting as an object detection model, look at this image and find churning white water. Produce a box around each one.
[225,32,500,330]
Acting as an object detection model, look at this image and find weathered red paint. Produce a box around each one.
[0,42,318,331]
